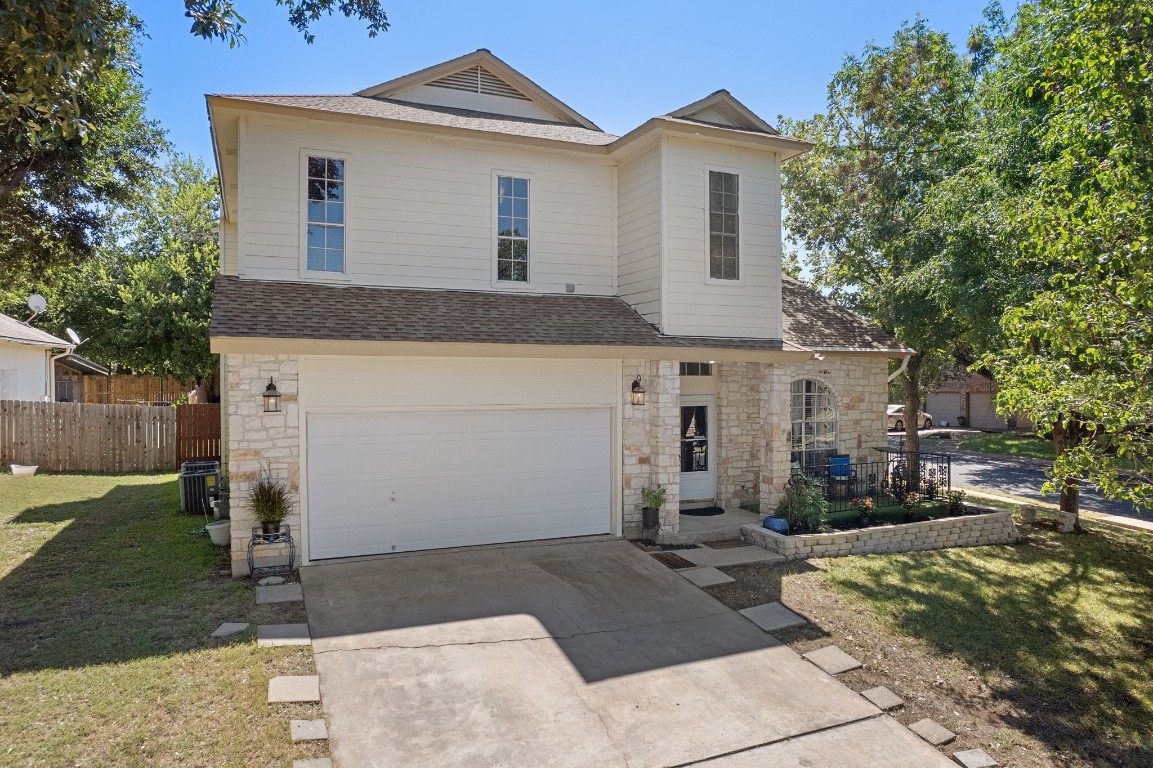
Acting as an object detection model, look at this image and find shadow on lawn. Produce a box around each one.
[0,479,246,676]
[828,529,1153,767]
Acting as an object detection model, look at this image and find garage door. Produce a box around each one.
[968,392,1008,431]
[925,393,962,426]
[307,408,611,560]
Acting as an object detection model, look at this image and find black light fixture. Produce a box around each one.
[262,377,282,413]
[630,376,646,406]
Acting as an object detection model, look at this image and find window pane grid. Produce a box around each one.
[708,171,739,280]
[306,157,345,273]
[790,379,837,467]
[679,362,713,376]
[497,175,529,282]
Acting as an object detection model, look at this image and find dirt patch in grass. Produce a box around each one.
[0,474,328,767]
[706,523,1153,768]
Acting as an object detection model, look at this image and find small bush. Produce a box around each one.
[776,474,828,534]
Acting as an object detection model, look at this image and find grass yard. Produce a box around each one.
[960,432,1057,461]
[0,474,325,768]
[707,520,1153,768]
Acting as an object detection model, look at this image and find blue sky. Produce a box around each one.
[133,1,993,165]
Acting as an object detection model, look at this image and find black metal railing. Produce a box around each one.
[790,450,952,514]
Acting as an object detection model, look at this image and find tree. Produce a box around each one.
[43,156,221,382]
[1,1,388,273]
[982,0,1153,520]
[780,19,976,466]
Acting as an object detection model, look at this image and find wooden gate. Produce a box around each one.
[176,404,221,465]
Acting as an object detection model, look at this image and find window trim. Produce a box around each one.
[679,362,714,376]
[789,378,839,469]
[299,149,351,281]
[702,165,745,286]
[490,170,534,289]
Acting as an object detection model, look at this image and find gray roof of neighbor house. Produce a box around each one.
[56,353,109,376]
[781,278,911,353]
[210,95,619,146]
[0,313,69,348]
[211,276,905,354]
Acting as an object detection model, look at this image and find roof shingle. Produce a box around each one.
[781,278,910,353]
[0,313,68,347]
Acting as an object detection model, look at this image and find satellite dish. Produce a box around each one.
[27,294,47,314]
[66,328,84,346]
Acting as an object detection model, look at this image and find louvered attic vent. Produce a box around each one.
[428,65,529,101]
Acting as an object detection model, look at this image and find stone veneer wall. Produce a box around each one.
[715,362,765,512]
[740,510,1018,560]
[622,359,680,537]
[223,353,300,576]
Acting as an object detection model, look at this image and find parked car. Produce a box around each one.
[887,404,934,430]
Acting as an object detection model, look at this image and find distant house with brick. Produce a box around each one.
[925,369,1032,432]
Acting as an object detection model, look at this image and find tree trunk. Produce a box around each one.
[1051,418,1081,529]
[902,354,923,492]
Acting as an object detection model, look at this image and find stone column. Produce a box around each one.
[759,363,793,514]
[621,359,680,538]
[716,362,761,512]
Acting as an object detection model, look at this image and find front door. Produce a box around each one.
[680,395,716,503]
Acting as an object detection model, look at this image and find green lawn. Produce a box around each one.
[959,432,1057,461]
[0,474,326,768]
[820,523,1153,766]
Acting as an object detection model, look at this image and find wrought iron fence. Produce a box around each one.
[789,449,952,514]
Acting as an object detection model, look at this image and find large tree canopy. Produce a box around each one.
[981,0,1153,513]
[780,18,976,457]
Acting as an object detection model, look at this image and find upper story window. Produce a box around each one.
[708,170,739,280]
[679,362,713,376]
[306,157,345,273]
[496,176,529,282]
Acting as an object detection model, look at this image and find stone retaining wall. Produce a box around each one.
[740,509,1017,560]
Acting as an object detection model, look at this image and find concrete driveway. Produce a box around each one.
[300,539,953,767]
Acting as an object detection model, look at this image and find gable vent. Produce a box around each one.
[428,65,529,101]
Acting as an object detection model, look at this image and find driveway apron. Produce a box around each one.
[300,539,952,767]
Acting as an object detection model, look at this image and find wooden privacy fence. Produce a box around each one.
[0,400,176,473]
[176,403,222,465]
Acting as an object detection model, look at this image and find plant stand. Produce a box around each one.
[247,525,296,578]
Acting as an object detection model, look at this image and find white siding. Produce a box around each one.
[235,114,616,295]
[616,143,662,326]
[389,84,562,122]
[0,342,50,401]
[660,136,782,339]
[220,220,238,275]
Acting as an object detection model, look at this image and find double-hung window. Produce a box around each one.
[496,176,529,282]
[306,156,345,273]
[708,170,739,280]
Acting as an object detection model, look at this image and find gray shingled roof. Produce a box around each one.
[0,313,68,347]
[210,276,790,351]
[211,95,618,146]
[781,277,910,352]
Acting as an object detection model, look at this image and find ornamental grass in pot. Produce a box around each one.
[247,468,292,535]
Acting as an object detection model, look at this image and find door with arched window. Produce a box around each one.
[790,379,838,474]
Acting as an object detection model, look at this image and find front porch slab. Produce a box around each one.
[659,507,763,545]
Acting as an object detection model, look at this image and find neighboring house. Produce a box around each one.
[54,354,110,403]
[925,369,1032,432]
[208,50,912,575]
[0,313,73,402]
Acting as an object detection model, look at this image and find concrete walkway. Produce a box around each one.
[300,539,953,767]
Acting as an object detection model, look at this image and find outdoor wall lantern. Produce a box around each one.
[262,377,282,413]
[630,377,646,406]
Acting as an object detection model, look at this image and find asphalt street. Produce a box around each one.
[893,435,1149,520]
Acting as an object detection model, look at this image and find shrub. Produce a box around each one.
[641,484,667,510]
[776,474,828,534]
[946,489,967,515]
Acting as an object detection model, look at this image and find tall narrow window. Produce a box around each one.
[708,170,739,280]
[790,379,838,471]
[496,176,529,282]
[306,157,345,273]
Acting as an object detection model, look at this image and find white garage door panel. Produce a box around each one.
[307,409,611,560]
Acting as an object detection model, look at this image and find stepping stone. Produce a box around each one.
[257,623,311,647]
[290,719,329,742]
[257,575,286,586]
[293,760,332,768]
[953,749,997,767]
[210,622,249,638]
[256,583,303,604]
[739,602,807,632]
[680,566,735,587]
[860,685,904,711]
[908,718,957,746]
[268,675,320,703]
[802,645,862,675]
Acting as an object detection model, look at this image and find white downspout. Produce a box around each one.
[887,354,912,383]
[46,346,75,402]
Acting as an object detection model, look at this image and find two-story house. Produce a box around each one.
[208,50,910,575]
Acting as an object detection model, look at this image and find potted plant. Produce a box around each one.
[640,484,666,530]
[247,468,292,535]
[850,496,873,526]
